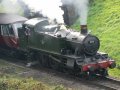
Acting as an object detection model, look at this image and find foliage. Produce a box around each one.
[0,76,49,90]
[0,59,66,90]
[72,0,120,78]
[53,85,65,90]
[0,76,66,90]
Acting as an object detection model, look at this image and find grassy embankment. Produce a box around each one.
[0,59,65,90]
[72,0,120,78]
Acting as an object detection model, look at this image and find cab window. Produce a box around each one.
[0,25,1,35]
[1,25,14,36]
[8,25,14,36]
[1,25,9,36]
[13,23,23,37]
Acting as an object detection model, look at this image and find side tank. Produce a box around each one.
[24,18,68,54]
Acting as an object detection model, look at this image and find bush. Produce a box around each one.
[53,85,65,90]
[0,76,49,90]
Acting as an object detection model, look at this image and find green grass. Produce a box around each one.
[0,59,66,90]
[0,77,66,90]
[0,76,66,90]
[0,76,49,90]
[72,0,120,78]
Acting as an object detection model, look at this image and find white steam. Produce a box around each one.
[0,0,89,25]
[0,0,21,14]
[22,0,89,24]
[62,0,89,25]
[74,0,89,25]
[23,0,64,23]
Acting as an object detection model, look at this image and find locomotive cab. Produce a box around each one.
[0,13,27,53]
[0,24,18,49]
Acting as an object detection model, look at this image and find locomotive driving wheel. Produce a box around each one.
[40,54,51,67]
[49,56,60,70]
[99,69,108,77]
[49,55,65,72]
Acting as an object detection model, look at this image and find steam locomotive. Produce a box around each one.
[0,13,116,76]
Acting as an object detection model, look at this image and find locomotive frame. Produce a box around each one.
[0,13,116,77]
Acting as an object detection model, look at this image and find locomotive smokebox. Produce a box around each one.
[80,25,88,35]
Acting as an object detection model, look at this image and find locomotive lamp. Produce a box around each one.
[81,25,88,34]
[109,60,116,69]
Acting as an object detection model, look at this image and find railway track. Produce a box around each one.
[84,80,118,90]
[60,72,120,90]
[34,67,120,90]
[91,76,120,90]
[29,67,119,90]
[105,77,120,86]
[0,55,120,90]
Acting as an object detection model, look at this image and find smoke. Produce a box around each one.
[62,0,89,25]
[0,0,89,25]
[0,0,21,14]
[20,0,89,25]
[22,0,64,23]
[74,0,89,25]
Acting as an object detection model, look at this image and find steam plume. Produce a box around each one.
[0,0,89,25]
[22,0,64,23]
[0,0,21,14]
[74,0,89,25]
[62,0,89,25]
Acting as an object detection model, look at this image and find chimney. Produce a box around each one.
[80,25,88,35]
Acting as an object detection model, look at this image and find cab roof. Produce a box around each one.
[0,13,28,24]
